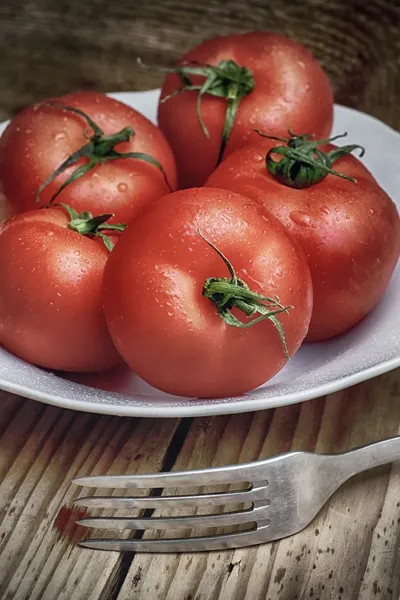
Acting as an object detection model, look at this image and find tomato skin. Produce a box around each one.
[158,31,333,188]
[103,188,313,398]
[0,92,178,223]
[206,140,400,341]
[0,208,121,372]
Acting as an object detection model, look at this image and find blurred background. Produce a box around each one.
[0,0,399,126]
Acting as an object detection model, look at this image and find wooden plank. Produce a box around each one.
[0,391,26,436]
[0,397,46,482]
[359,461,400,599]
[262,375,400,600]
[0,396,181,600]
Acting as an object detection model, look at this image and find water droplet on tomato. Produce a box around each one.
[289,211,312,227]
[369,208,376,215]
[74,250,80,256]
[320,206,330,215]
[53,131,67,141]
[118,182,128,193]
[275,268,283,278]
[109,176,115,183]
[25,128,32,134]
[346,214,351,220]
[253,153,264,163]
[188,247,193,252]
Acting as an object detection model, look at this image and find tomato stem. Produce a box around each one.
[61,203,126,251]
[255,130,365,189]
[160,60,255,165]
[36,103,172,205]
[199,231,292,359]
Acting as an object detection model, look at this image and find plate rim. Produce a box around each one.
[0,89,399,418]
[0,352,398,418]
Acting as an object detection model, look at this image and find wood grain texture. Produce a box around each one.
[1,372,399,599]
[0,1,400,598]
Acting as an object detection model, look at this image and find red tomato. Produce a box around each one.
[0,92,178,223]
[0,207,122,372]
[158,31,333,188]
[206,136,400,341]
[103,188,313,398]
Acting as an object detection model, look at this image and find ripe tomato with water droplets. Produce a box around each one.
[206,135,400,340]
[0,206,122,372]
[102,187,313,398]
[158,31,333,188]
[0,92,177,223]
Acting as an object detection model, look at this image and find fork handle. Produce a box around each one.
[336,436,400,479]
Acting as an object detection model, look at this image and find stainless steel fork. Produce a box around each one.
[73,436,400,553]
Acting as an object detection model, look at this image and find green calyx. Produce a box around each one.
[255,130,365,189]
[61,203,126,251]
[161,59,255,164]
[36,103,171,205]
[199,231,292,359]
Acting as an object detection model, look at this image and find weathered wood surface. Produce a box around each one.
[1,374,400,599]
[0,1,400,599]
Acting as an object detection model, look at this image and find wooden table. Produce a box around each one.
[1,2,400,598]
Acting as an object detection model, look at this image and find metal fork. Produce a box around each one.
[73,436,400,553]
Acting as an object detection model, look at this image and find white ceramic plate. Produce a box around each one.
[0,90,399,418]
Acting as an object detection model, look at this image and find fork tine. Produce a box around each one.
[72,463,259,489]
[77,505,268,530]
[74,485,269,509]
[79,526,271,553]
